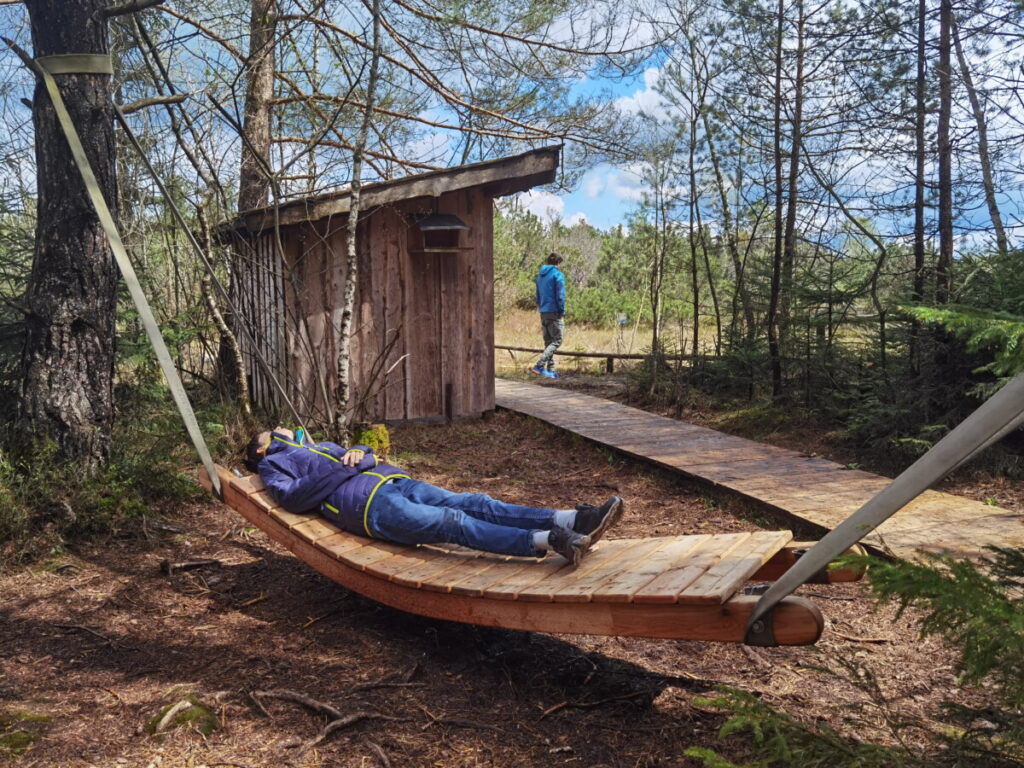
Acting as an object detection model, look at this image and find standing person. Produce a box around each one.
[531,252,566,378]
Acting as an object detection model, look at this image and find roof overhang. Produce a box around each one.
[224,145,561,236]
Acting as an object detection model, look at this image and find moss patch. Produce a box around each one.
[0,709,52,757]
[354,423,391,460]
[145,695,218,737]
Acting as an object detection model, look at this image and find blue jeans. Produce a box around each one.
[367,479,557,556]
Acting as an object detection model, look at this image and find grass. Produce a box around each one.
[494,309,721,375]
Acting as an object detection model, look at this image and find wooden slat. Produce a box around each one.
[752,543,867,582]
[678,531,793,605]
[390,546,480,588]
[269,508,317,529]
[549,539,674,603]
[292,517,342,545]
[363,544,452,583]
[591,535,710,603]
[481,557,570,601]
[316,532,371,559]
[446,555,537,597]
[516,539,654,603]
[338,540,409,570]
[632,533,751,604]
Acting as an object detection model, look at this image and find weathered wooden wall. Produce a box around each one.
[236,187,495,426]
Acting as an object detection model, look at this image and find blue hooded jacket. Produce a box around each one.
[535,264,565,315]
[257,432,409,538]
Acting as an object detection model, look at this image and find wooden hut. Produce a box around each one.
[224,146,560,427]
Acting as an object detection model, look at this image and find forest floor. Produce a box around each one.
[0,403,1003,767]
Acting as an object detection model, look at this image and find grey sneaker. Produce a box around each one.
[573,497,624,545]
[548,526,591,566]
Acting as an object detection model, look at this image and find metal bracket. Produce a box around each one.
[744,609,777,647]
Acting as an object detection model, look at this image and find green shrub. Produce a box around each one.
[688,548,1024,767]
[0,383,223,565]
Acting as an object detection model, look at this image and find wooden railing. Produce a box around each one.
[495,344,696,373]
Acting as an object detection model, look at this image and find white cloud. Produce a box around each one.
[607,165,647,202]
[613,67,668,120]
[519,189,565,222]
[583,173,606,198]
[516,189,588,226]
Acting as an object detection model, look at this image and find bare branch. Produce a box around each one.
[103,0,162,18]
[117,92,187,115]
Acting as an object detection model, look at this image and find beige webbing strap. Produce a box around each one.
[35,54,113,75]
[746,370,1024,645]
[35,55,222,497]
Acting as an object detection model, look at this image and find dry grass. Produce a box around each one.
[495,309,673,375]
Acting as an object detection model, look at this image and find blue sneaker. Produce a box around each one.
[544,369,560,379]
[529,365,545,376]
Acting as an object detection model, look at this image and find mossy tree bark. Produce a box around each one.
[18,0,117,473]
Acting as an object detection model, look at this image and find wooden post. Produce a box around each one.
[606,356,614,374]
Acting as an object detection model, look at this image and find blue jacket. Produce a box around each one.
[257,432,409,537]
[535,264,565,315]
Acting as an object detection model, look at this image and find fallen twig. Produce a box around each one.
[54,623,115,646]
[254,689,342,719]
[160,558,221,576]
[833,631,891,644]
[363,737,391,768]
[742,645,773,669]
[247,690,271,718]
[419,715,502,732]
[154,699,193,734]
[298,712,402,754]
[254,689,404,755]
[351,681,424,693]
[540,690,654,719]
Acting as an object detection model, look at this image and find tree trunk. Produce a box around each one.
[239,0,278,212]
[336,0,383,438]
[702,113,752,346]
[910,0,927,373]
[19,0,117,473]
[936,0,953,304]
[781,0,805,379]
[767,0,785,399]
[223,0,277,406]
[952,15,1008,254]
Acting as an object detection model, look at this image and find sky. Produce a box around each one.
[512,67,668,231]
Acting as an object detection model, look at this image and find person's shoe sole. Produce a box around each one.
[565,533,591,567]
[586,497,624,546]
[528,367,544,376]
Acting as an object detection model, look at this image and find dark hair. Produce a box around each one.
[244,433,265,473]
[546,252,563,265]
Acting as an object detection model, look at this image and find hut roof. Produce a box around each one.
[225,145,561,235]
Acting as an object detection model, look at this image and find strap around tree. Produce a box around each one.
[36,54,113,76]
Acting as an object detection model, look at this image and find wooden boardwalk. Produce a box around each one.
[495,379,1024,560]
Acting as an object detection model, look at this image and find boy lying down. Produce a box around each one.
[245,427,624,566]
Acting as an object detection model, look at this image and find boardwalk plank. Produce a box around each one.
[495,378,1024,561]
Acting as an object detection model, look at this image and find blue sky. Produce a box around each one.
[512,67,667,231]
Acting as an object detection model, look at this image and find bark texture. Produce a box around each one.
[19,0,118,472]
[238,0,277,212]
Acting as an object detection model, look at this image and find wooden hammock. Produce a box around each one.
[201,465,864,646]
